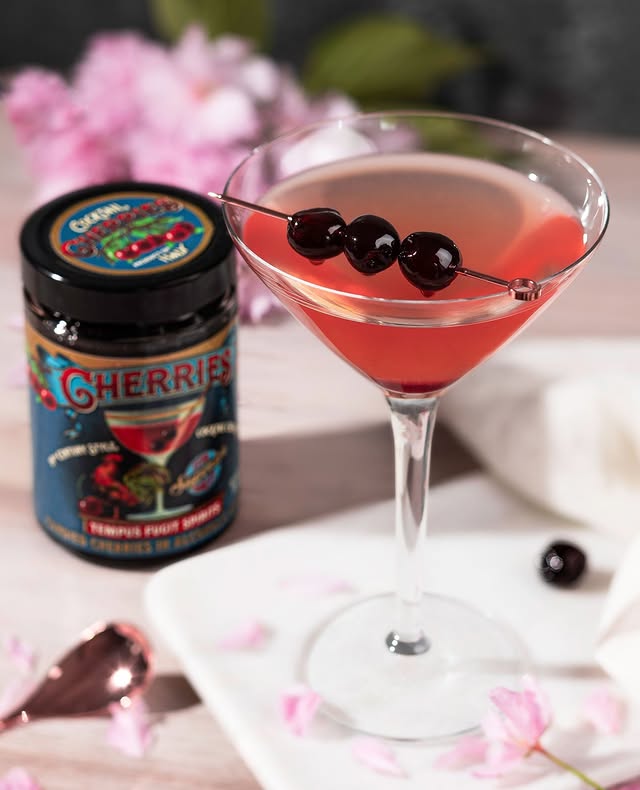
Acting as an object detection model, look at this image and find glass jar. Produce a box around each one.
[20,182,238,563]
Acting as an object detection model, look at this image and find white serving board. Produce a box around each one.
[145,474,640,789]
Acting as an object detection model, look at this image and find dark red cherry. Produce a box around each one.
[287,208,346,261]
[539,541,587,587]
[398,232,461,294]
[343,214,399,274]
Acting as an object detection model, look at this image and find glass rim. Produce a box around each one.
[223,109,610,307]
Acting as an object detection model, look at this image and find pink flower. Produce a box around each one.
[0,767,42,790]
[5,69,81,144]
[107,697,153,758]
[279,685,322,736]
[475,676,551,777]
[351,737,406,777]
[436,676,552,778]
[583,686,625,735]
[217,618,268,650]
[610,780,640,790]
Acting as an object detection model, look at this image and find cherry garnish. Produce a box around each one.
[207,191,541,301]
[343,214,400,275]
[398,232,460,294]
[287,208,346,261]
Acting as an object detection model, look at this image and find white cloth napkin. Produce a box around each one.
[439,337,640,539]
[440,337,640,699]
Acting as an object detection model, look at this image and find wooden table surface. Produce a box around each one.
[0,116,637,787]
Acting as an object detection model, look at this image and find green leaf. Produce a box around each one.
[303,15,479,105]
[149,0,269,48]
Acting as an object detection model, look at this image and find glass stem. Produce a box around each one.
[385,396,439,656]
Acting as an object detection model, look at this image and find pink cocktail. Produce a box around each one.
[221,113,608,740]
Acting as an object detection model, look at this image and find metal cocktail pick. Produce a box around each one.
[208,191,542,301]
[0,622,152,734]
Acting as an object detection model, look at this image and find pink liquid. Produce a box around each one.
[245,153,587,394]
[110,413,201,458]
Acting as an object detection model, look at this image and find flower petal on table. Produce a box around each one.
[0,767,42,790]
[107,697,153,758]
[583,686,626,734]
[434,735,488,769]
[351,737,407,777]
[279,573,353,596]
[4,636,36,675]
[279,685,322,736]
[217,618,267,650]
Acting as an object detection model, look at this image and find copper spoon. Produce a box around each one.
[0,622,153,733]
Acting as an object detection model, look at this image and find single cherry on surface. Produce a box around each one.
[343,214,400,275]
[287,208,346,261]
[398,232,461,294]
[539,541,587,587]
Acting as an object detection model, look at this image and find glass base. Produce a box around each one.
[303,592,528,741]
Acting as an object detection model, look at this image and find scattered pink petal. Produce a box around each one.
[434,735,488,770]
[583,686,625,735]
[0,767,42,790]
[279,572,354,596]
[4,636,36,675]
[351,736,407,777]
[107,697,153,758]
[279,685,322,736]
[217,618,267,650]
[6,314,24,331]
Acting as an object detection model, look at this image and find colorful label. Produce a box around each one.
[26,321,238,560]
[50,191,213,275]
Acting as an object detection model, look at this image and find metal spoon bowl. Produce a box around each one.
[0,622,153,733]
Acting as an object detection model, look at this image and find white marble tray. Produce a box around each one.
[145,474,640,789]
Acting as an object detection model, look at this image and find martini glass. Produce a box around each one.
[220,112,608,740]
[104,395,205,519]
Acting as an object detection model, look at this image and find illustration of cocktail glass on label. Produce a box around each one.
[104,395,205,519]
[219,112,609,741]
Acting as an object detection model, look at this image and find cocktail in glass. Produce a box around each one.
[219,112,608,740]
[104,395,205,518]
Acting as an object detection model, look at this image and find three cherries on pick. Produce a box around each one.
[286,208,461,294]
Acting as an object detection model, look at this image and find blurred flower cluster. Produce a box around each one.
[4,27,357,322]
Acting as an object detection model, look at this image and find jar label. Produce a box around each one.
[26,321,238,560]
[50,191,214,275]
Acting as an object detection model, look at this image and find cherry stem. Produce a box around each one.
[534,745,605,790]
[208,191,541,301]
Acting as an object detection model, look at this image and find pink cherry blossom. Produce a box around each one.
[0,767,42,790]
[279,685,322,736]
[474,676,552,777]
[583,686,625,735]
[107,697,153,758]
[217,618,268,650]
[351,736,407,777]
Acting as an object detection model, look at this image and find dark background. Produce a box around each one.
[2,0,640,136]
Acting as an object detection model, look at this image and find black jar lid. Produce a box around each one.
[21,181,234,325]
